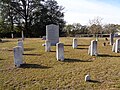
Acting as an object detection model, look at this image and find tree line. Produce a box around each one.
[0,1,120,38]
[0,0,65,38]
[64,17,120,37]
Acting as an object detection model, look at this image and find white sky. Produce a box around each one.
[56,0,120,25]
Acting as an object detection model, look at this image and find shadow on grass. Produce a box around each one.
[23,53,41,56]
[64,45,89,47]
[8,49,13,51]
[0,40,11,43]
[0,58,5,60]
[64,58,92,62]
[77,47,88,50]
[98,54,120,57]
[20,64,51,69]
[24,48,35,51]
[87,80,101,83]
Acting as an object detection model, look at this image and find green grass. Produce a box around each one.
[0,37,120,90]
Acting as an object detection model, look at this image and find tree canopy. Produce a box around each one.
[0,0,65,38]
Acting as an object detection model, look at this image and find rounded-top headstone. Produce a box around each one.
[85,74,91,82]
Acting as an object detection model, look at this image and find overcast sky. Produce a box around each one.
[56,0,120,25]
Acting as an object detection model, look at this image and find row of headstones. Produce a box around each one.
[13,24,59,67]
[46,37,120,62]
[45,38,78,61]
[11,31,24,39]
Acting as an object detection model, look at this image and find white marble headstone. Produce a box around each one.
[45,40,51,52]
[90,40,97,56]
[85,74,91,81]
[56,43,64,61]
[22,31,24,40]
[13,46,23,67]
[112,43,115,52]
[18,41,24,54]
[46,24,59,46]
[11,33,14,39]
[72,38,77,49]
[115,39,120,53]
[88,45,91,55]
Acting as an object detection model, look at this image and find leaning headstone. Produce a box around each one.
[46,24,59,46]
[13,46,23,67]
[115,39,120,53]
[110,33,114,45]
[112,43,115,52]
[85,74,91,82]
[45,40,51,52]
[90,40,97,56]
[56,43,64,61]
[18,41,24,53]
[72,38,77,49]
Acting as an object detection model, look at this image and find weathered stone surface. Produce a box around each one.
[46,24,59,46]
[13,46,23,67]
[90,40,97,56]
[56,43,64,61]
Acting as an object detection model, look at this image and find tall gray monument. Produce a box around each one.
[46,24,59,46]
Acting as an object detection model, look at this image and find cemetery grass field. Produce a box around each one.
[0,37,120,90]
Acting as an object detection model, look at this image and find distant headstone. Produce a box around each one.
[45,40,51,52]
[90,40,97,56]
[46,24,59,46]
[56,43,64,61]
[115,39,120,53]
[11,33,14,39]
[42,36,46,40]
[13,46,23,67]
[96,37,98,41]
[72,38,77,49]
[18,41,24,54]
[112,43,115,52]
[85,74,91,82]
[110,33,114,45]
[22,31,24,40]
